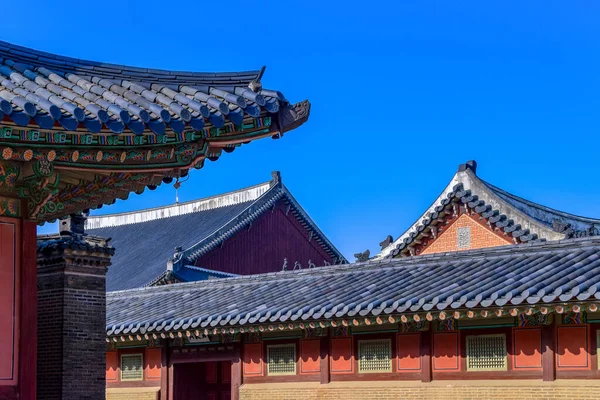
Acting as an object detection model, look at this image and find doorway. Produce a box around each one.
[173,361,232,400]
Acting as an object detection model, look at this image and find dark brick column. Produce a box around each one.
[37,214,113,400]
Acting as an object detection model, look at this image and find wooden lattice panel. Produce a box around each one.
[466,334,507,371]
[120,354,143,381]
[267,344,296,375]
[358,339,392,373]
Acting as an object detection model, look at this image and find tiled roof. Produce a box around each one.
[0,41,287,134]
[106,237,600,336]
[88,173,346,291]
[377,160,600,259]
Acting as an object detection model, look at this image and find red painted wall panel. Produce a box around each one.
[513,328,542,369]
[433,332,459,371]
[196,201,335,275]
[243,343,263,376]
[556,325,589,369]
[0,222,16,384]
[300,339,321,374]
[145,348,162,380]
[330,337,353,374]
[106,351,118,381]
[397,333,421,371]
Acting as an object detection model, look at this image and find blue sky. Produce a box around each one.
[8,0,599,259]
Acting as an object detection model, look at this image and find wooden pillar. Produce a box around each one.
[320,334,330,384]
[0,217,36,400]
[167,361,175,400]
[542,319,556,381]
[231,345,243,400]
[160,342,169,400]
[19,220,37,400]
[420,328,432,383]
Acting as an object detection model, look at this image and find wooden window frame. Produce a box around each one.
[357,339,393,374]
[266,343,297,376]
[120,353,144,382]
[465,333,507,372]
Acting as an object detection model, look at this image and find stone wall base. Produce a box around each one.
[239,380,600,400]
[106,387,159,400]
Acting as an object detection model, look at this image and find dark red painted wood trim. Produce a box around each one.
[320,335,330,384]
[231,351,242,400]
[160,344,168,400]
[542,323,556,381]
[167,363,174,400]
[421,329,432,382]
[20,220,36,400]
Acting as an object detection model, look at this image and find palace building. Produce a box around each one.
[0,38,310,400]
[86,171,346,292]
[103,161,600,400]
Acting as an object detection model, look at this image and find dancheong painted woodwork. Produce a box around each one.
[0,41,310,223]
[0,39,310,400]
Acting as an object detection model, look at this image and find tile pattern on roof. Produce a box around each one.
[106,237,600,336]
[377,161,600,259]
[385,182,542,258]
[0,41,286,134]
[89,175,346,291]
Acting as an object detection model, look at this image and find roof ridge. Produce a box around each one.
[86,181,271,229]
[107,236,600,298]
[482,179,600,224]
[0,40,261,79]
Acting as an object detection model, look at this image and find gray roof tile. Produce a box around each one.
[106,237,600,335]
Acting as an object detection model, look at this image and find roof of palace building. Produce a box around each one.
[374,160,600,259]
[87,172,346,292]
[0,41,310,223]
[0,41,294,135]
[106,236,600,336]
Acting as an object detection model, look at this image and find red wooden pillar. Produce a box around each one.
[231,345,243,400]
[420,329,432,382]
[20,220,37,400]
[0,217,36,400]
[542,321,556,381]
[160,343,169,400]
[320,334,330,384]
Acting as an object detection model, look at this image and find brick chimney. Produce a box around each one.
[37,213,114,400]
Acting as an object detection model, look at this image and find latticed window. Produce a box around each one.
[358,339,392,373]
[466,334,507,371]
[120,354,144,381]
[267,344,296,375]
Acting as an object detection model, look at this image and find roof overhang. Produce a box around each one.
[0,42,310,223]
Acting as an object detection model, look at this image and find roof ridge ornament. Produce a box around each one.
[552,219,600,238]
[248,66,266,92]
[354,249,371,262]
[457,160,477,174]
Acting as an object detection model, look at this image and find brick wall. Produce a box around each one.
[421,214,510,255]
[106,388,159,400]
[240,380,600,400]
[37,239,111,400]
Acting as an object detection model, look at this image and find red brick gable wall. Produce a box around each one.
[195,200,335,275]
[421,213,511,255]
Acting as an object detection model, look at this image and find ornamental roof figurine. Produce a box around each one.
[0,41,310,223]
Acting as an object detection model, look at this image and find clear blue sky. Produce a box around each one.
[10,0,599,259]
